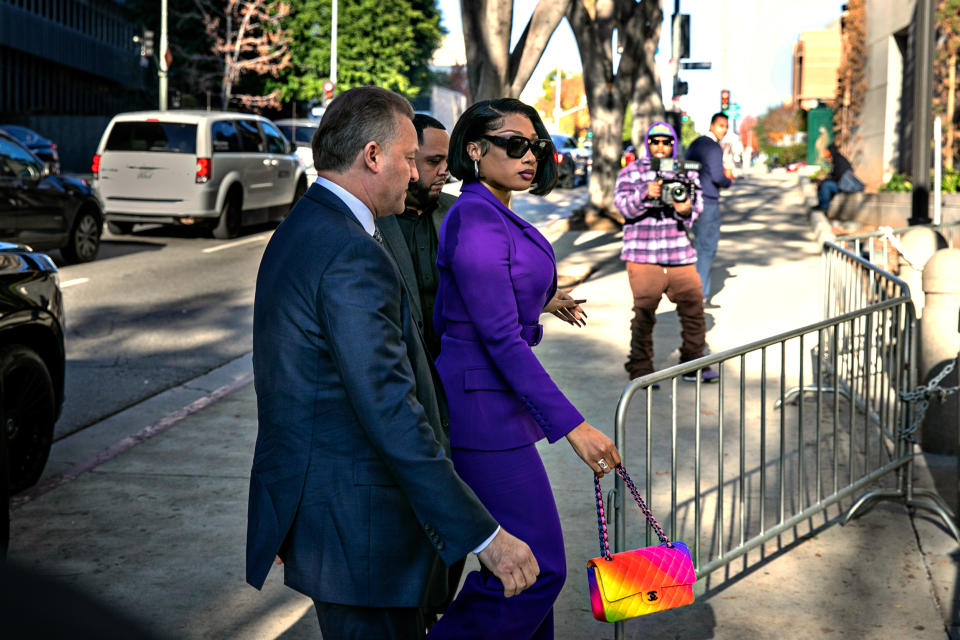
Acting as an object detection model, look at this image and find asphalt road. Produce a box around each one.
[47,183,589,441]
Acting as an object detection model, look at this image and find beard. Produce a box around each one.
[407,180,441,214]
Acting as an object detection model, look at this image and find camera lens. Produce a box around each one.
[670,185,687,202]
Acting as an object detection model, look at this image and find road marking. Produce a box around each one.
[202,232,272,254]
[60,277,90,288]
[11,372,255,509]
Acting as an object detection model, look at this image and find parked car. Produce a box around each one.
[0,241,64,494]
[274,118,319,183]
[550,133,589,189]
[92,111,307,239]
[0,130,102,264]
[0,125,60,175]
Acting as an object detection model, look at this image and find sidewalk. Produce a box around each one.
[9,173,959,639]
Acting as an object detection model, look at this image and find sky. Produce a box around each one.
[433,0,846,134]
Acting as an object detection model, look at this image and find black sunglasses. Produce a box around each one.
[647,137,674,146]
[482,135,553,160]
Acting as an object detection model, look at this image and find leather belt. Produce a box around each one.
[444,321,543,347]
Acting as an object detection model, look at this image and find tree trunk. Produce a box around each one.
[566,0,663,229]
[629,32,665,148]
[460,0,569,102]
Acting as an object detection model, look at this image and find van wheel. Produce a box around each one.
[1,345,55,494]
[107,221,134,235]
[60,207,101,264]
[213,196,241,239]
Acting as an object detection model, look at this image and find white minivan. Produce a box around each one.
[92,111,307,238]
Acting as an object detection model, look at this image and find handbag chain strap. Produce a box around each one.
[595,464,671,561]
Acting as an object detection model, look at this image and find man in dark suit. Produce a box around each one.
[390,114,456,363]
[246,87,539,640]
[375,114,460,628]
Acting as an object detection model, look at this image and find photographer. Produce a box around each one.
[614,121,718,385]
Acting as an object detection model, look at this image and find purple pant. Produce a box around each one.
[427,444,566,640]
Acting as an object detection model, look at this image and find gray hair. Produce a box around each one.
[312,87,415,173]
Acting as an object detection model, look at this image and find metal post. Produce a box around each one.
[910,0,936,224]
[159,0,168,110]
[330,0,338,87]
[671,0,681,105]
[935,116,942,225]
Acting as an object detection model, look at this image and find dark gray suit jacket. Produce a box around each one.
[246,183,496,607]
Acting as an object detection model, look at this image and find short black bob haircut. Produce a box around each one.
[448,98,557,196]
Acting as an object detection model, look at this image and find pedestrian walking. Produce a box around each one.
[245,86,540,640]
[685,112,734,303]
[614,121,717,385]
[427,98,620,640]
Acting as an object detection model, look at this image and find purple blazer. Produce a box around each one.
[433,182,584,451]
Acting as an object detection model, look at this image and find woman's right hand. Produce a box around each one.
[565,422,621,476]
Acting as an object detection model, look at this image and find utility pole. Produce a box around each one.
[910,0,936,224]
[330,0,338,89]
[159,0,168,110]
[671,0,681,108]
[553,65,562,125]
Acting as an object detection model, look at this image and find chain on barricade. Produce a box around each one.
[899,359,960,441]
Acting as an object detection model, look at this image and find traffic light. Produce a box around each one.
[720,89,730,112]
[673,77,689,98]
[322,80,335,103]
[142,30,155,58]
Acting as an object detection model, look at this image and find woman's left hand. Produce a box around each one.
[565,422,621,477]
[543,290,587,327]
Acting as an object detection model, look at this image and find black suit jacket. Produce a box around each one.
[246,183,496,607]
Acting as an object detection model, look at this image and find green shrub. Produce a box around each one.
[881,173,912,192]
[880,168,960,193]
[942,167,960,193]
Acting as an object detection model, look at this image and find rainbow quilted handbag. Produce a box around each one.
[587,465,696,623]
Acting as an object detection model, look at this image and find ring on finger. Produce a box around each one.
[597,458,609,471]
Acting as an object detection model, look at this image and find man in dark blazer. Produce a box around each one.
[391,114,457,363]
[246,87,539,640]
[375,114,460,628]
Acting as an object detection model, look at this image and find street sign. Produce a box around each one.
[681,61,712,70]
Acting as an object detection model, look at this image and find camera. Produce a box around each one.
[650,158,701,213]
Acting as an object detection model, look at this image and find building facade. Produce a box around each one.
[0,0,151,171]
[855,0,917,190]
[792,20,843,111]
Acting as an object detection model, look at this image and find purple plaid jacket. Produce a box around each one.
[614,147,703,265]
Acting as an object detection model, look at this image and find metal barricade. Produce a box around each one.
[608,241,958,639]
[829,221,960,278]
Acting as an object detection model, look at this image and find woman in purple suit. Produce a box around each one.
[427,99,621,639]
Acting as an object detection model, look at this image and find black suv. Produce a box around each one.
[0,130,102,263]
[0,241,64,498]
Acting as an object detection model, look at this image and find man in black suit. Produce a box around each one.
[246,87,539,640]
[390,114,456,362]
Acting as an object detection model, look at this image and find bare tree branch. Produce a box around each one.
[197,0,291,110]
